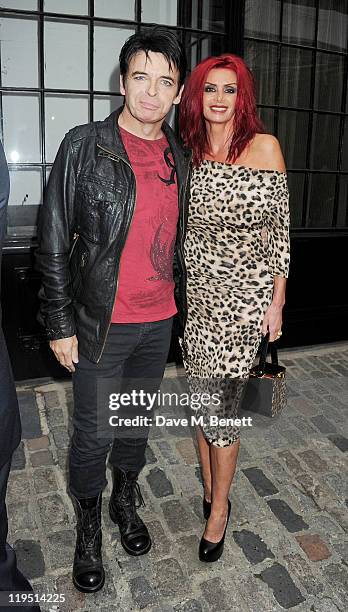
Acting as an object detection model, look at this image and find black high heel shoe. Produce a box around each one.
[199,499,231,562]
[203,497,211,520]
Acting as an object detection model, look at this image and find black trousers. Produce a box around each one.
[0,461,11,563]
[0,329,21,470]
[0,461,40,611]
[69,318,173,498]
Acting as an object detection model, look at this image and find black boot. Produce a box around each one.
[109,467,151,556]
[72,493,105,593]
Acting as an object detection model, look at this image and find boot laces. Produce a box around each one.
[122,480,145,520]
[78,505,101,550]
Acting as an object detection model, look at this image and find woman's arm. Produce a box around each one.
[259,136,290,341]
[262,276,286,341]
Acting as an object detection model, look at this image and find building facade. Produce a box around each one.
[0,0,347,379]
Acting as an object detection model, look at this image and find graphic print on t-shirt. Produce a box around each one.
[157,146,176,186]
[148,218,176,282]
[111,127,179,323]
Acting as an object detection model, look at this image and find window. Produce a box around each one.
[0,0,234,238]
[244,0,348,231]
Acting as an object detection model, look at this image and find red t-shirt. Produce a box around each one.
[111,126,179,323]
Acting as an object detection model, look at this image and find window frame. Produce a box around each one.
[0,0,244,239]
[243,0,348,234]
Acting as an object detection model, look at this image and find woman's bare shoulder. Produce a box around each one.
[251,134,286,171]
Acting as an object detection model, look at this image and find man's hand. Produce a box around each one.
[261,303,283,342]
[49,335,79,373]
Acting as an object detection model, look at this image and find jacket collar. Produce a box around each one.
[161,119,192,192]
[97,106,131,161]
[96,106,191,186]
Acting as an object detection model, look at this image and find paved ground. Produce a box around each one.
[6,342,348,612]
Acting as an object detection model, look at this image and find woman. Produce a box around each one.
[179,54,290,562]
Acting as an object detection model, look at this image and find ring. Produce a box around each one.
[276,330,282,338]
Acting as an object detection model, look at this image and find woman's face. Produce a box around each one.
[202,68,238,125]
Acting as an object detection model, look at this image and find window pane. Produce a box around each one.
[94,0,135,20]
[278,110,309,169]
[44,0,88,14]
[185,33,225,70]
[282,0,316,46]
[258,107,274,134]
[342,118,348,172]
[2,93,41,163]
[44,19,88,90]
[7,208,40,237]
[318,0,348,52]
[201,0,225,32]
[8,169,42,207]
[244,41,278,105]
[186,32,201,71]
[337,175,348,226]
[142,0,177,26]
[287,172,305,227]
[94,24,135,92]
[93,95,124,121]
[310,114,340,170]
[45,94,89,163]
[0,0,37,8]
[180,0,224,32]
[0,17,38,87]
[279,47,313,108]
[245,0,281,40]
[307,173,336,227]
[314,52,344,113]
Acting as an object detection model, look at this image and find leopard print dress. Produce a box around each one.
[180,160,290,447]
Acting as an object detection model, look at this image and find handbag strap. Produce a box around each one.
[270,342,279,366]
[258,332,279,374]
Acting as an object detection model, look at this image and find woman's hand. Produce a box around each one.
[262,302,283,342]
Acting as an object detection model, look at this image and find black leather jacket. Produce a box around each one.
[36,108,192,363]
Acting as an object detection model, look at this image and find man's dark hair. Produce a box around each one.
[119,27,187,89]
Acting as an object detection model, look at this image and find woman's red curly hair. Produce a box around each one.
[180,54,264,167]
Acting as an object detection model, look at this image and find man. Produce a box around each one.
[0,143,40,610]
[36,28,190,593]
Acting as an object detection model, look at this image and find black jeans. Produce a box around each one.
[0,460,11,562]
[0,460,40,611]
[69,318,173,498]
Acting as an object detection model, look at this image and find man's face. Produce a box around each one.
[120,50,183,125]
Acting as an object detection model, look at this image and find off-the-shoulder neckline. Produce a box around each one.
[201,159,287,175]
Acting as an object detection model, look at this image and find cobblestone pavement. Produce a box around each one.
[6,342,348,612]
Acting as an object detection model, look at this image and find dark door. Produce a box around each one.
[2,239,69,380]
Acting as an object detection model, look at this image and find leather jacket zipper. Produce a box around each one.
[81,251,88,267]
[96,144,120,163]
[73,251,88,297]
[96,143,136,362]
[69,232,79,261]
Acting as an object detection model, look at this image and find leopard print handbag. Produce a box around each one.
[241,332,287,418]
